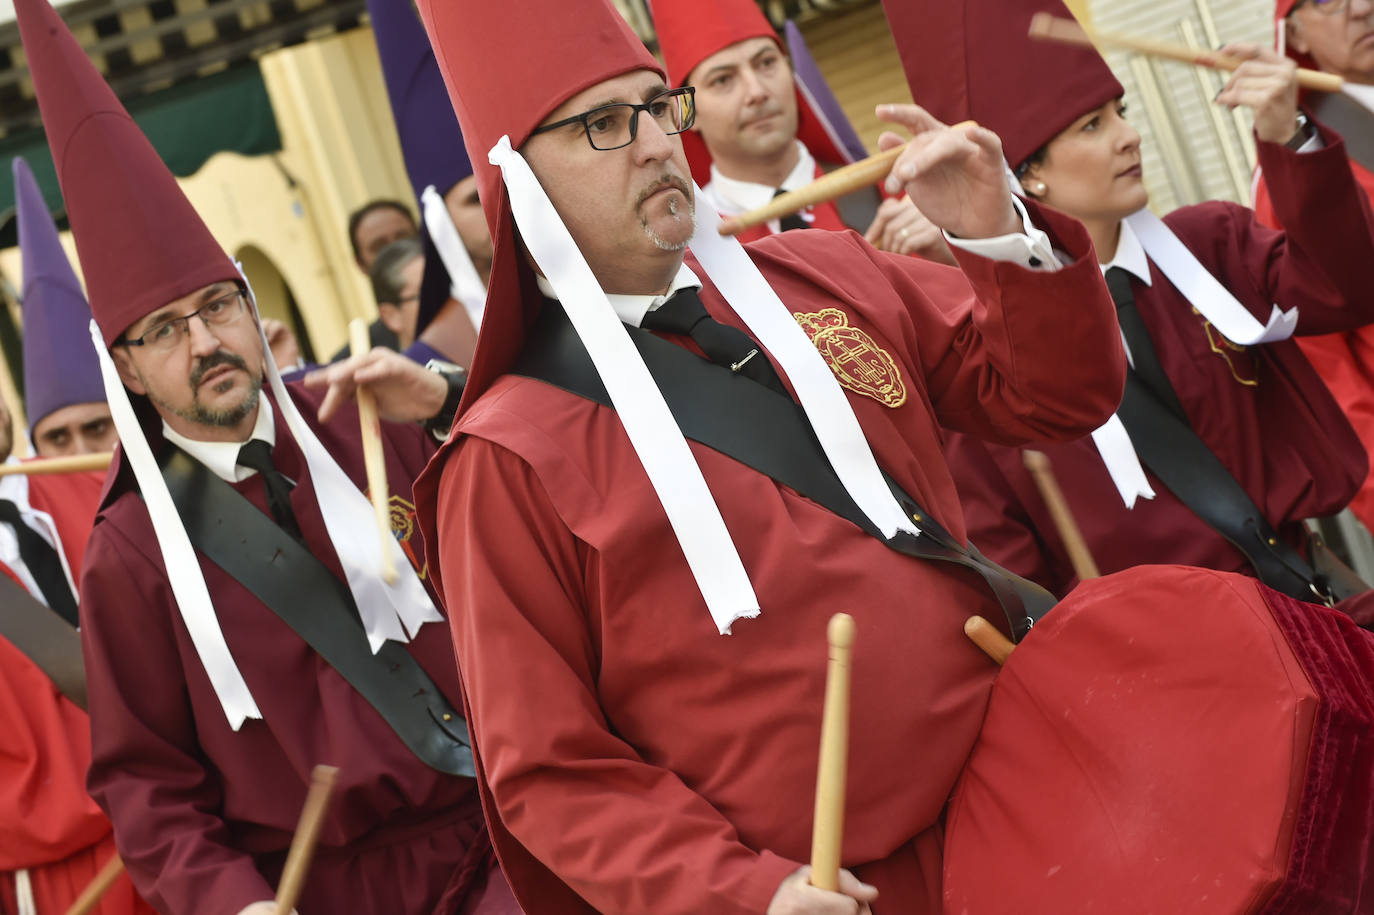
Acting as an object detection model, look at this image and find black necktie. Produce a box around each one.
[0,500,78,626]
[236,440,304,543]
[1104,267,1189,423]
[641,287,789,397]
[772,188,809,232]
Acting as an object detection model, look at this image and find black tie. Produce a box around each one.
[0,500,78,626]
[1104,267,1189,423]
[641,287,789,397]
[236,440,304,543]
[772,188,809,232]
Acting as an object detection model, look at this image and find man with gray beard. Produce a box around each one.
[12,0,515,909]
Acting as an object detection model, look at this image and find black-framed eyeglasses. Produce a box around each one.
[120,290,249,352]
[529,87,696,151]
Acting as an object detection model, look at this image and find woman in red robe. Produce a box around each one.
[887,0,1374,604]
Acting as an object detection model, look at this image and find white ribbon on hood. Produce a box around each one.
[91,274,442,729]
[489,135,918,633]
[422,184,487,332]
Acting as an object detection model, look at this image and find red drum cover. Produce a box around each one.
[943,565,1374,914]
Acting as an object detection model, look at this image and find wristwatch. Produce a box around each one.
[1284,112,1313,151]
[423,359,467,441]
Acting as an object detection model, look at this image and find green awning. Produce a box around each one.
[0,62,282,240]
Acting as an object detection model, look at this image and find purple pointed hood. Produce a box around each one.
[366,0,472,202]
[12,156,104,433]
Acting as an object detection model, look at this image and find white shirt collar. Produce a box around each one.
[537,264,702,328]
[0,456,31,509]
[162,395,276,484]
[1100,218,1153,286]
[706,140,816,215]
[1344,82,1374,116]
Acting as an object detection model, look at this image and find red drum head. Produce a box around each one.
[943,565,1374,914]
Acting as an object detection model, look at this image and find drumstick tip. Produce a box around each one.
[1028,11,1055,37]
[827,612,856,649]
[717,217,744,237]
[1022,449,1051,473]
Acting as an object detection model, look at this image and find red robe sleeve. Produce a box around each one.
[916,201,1125,444]
[1254,126,1374,529]
[1239,126,1374,336]
[79,523,276,915]
[435,441,799,915]
[0,636,108,870]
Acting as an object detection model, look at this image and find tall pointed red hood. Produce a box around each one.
[882,0,1122,171]
[15,0,238,346]
[651,0,856,184]
[416,0,661,413]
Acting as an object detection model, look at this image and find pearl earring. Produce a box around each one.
[1032,181,1047,196]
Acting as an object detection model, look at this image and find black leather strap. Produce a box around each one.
[513,304,1055,640]
[158,449,475,776]
[1105,271,1366,605]
[1117,372,1355,604]
[1308,95,1374,176]
[0,571,85,709]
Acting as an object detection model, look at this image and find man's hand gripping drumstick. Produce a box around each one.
[720,110,1016,240]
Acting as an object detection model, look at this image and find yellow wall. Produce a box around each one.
[0,24,412,410]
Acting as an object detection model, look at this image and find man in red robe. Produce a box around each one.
[0,374,145,914]
[13,1,514,913]
[650,0,953,261]
[1252,0,1374,529]
[410,0,1126,911]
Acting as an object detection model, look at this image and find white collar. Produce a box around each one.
[1100,218,1153,286]
[162,395,276,484]
[537,264,701,328]
[0,456,32,509]
[706,140,816,214]
[1344,82,1374,116]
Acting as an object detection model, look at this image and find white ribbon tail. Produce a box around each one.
[1089,413,1156,509]
[422,185,488,332]
[90,320,262,729]
[239,264,442,653]
[490,137,760,634]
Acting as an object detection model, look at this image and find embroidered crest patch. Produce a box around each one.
[388,493,428,580]
[793,308,907,408]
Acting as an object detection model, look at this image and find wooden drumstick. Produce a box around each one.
[1029,13,1344,93]
[1023,449,1100,581]
[348,320,397,585]
[63,854,125,915]
[273,764,340,915]
[964,616,1016,666]
[810,612,855,893]
[0,453,112,476]
[718,121,979,237]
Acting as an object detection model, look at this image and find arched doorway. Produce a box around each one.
[235,244,318,365]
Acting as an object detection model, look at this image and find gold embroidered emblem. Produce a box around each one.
[793,308,907,408]
[387,494,428,580]
[1193,308,1259,387]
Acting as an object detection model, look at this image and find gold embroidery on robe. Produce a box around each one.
[387,493,428,580]
[1193,307,1259,387]
[793,308,907,408]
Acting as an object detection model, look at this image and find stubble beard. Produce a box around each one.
[146,351,263,430]
[641,193,696,252]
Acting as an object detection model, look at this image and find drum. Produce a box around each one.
[943,564,1374,914]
